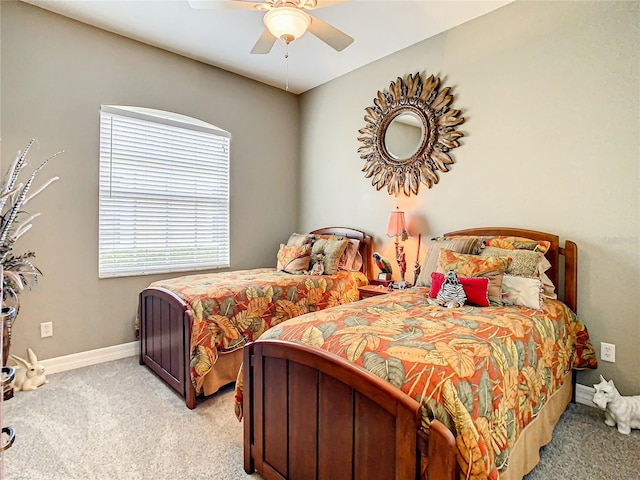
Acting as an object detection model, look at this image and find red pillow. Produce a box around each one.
[429,272,490,307]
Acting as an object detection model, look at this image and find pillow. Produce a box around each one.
[480,246,543,278]
[429,272,490,307]
[415,237,485,288]
[484,236,551,254]
[311,238,349,275]
[480,271,507,306]
[437,250,511,305]
[540,273,557,299]
[537,256,557,299]
[437,250,511,277]
[313,234,345,242]
[339,238,363,271]
[434,235,486,246]
[538,255,552,274]
[502,275,543,310]
[276,244,311,274]
[286,233,314,247]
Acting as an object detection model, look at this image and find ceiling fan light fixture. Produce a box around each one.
[264,7,311,43]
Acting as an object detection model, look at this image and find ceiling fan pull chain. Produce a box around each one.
[285,42,290,92]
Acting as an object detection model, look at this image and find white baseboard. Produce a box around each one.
[41,341,139,375]
[576,383,596,408]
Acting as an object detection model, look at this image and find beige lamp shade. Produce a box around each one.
[386,207,407,238]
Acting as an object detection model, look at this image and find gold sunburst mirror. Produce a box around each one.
[357,72,465,196]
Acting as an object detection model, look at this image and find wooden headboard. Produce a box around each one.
[310,227,373,280]
[445,227,578,313]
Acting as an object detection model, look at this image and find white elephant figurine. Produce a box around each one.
[593,375,640,435]
[10,348,48,391]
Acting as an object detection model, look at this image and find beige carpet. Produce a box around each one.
[3,357,256,480]
[3,357,639,479]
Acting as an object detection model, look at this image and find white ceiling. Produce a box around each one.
[23,0,512,95]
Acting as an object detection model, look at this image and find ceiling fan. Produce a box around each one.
[188,0,354,54]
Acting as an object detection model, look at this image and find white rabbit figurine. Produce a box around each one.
[10,348,48,391]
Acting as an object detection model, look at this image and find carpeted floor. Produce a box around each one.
[3,357,639,479]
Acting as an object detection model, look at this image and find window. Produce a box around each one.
[99,105,230,278]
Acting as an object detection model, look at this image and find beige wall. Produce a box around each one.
[299,1,639,394]
[1,2,300,360]
[2,1,638,395]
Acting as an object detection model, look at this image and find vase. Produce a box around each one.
[1,306,16,367]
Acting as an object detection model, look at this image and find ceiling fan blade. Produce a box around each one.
[307,13,353,51]
[188,0,264,10]
[303,0,349,10]
[251,28,277,54]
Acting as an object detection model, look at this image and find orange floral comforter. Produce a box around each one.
[234,288,596,479]
[149,268,367,393]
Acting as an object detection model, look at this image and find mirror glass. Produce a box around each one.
[384,112,425,160]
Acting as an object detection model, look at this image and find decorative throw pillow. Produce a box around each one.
[502,275,543,310]
[429,272,490,307]
[313,234,345,242]
[484,236,551,254]
[540,273,557,299]
[438,250,511,277]
[311,238,349,275]
[537,256,557,299]
[480,271,507,306]
[437,250,511,305]
[480,246,543,278]
[339,238,362,271]
[286,233,314,247]
[276,244,311,274]
[415,237,485,288]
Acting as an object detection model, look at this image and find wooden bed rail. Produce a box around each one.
[244,339,457,480]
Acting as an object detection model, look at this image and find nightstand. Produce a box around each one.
[358,284,392,300]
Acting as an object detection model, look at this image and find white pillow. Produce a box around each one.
[502,275,543,310]
[537,256,557,299]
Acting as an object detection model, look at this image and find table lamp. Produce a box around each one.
[386,206,409,286]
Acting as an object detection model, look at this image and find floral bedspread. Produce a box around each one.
[149,268,367,393]
[235,288,596,479]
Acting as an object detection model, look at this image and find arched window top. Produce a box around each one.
[100,105,230,138]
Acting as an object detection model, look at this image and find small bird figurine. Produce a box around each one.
[372,252,393,276]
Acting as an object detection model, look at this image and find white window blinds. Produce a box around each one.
[99,105,230,278]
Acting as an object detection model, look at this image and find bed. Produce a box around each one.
[238,227,597,480]
[138,227,372,409]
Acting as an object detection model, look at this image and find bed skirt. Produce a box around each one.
[500,371,573,479]
[201,349,244,396]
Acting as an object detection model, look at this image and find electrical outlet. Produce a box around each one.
[600,342,615,363]
[40,321,53,338]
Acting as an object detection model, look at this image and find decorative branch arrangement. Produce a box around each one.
[0,139,61,312]
[357,72,465,196]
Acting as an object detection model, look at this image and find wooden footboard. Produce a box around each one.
[139,286,196,409]
[243,339,457,480]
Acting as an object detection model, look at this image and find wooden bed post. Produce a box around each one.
[560,240,578,314]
